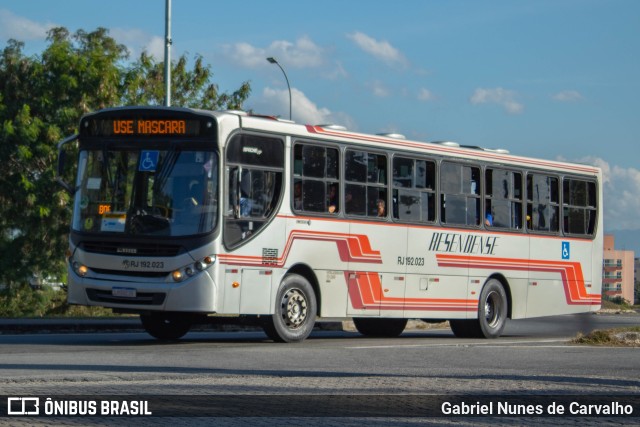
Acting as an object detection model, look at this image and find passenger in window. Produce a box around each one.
[377,199,386,217]
[485,212,493,226]
[328,184,338,213]
[345,191,354,213]
[485,201,493,226]
[240,191,252,217]
[293,181,302,210]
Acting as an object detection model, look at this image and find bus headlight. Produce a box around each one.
[73,261,89,277]
[171,254,216,282]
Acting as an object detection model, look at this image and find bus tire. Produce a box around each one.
[140,313,191,341]
[262,274,317,343]
[476,278,508,338]
[451,279,508,339]
[449,319,475,338]
[353,318,408,337]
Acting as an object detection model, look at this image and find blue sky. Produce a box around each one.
[2,0,640,250]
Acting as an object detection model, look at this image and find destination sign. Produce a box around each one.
[113,119,187,135]
[81,117,209,137]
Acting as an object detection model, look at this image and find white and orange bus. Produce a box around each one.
[58,106,602,341]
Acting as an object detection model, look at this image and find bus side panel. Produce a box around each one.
[221,266,241,314]
[467,232,530,320]
[527,237,597,317]
[347,222,406,318]
[239,268,273,314]
[315,269,349,318]
[405,228,470,320]
[284,216,350,318]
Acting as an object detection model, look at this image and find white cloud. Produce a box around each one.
[347,31,408,67]
[470,87,524,114]
[552,90,584,102]
[225,42,265,68]
[417,88,435,101]
[252,87,356,129]
[224,36,324,69]
[325,61,349,80]
[145,36,165,60]
[0,9,55,41]
[110,28,163,59]
[575,156,640,231]
[370,80,390,98]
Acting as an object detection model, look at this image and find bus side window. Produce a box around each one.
[293,143,340,214]
[484,168,523,230]
[392,156,436,223]
[440,161,480,227]
[345,150,387,218]
[527,173,560,233]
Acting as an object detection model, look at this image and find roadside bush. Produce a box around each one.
[608,296,632,307]
[0,284,115,317]
[602,297,632,310]
[45,290,114,317]
[0,284,55,317]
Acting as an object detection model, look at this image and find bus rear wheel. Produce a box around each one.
[353,318,408,337]
[262,274,317,343]
[450,279,508,339]
[140,313,192,341]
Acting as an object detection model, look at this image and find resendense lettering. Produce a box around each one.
[429,232,498,255]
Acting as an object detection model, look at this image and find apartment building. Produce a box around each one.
[635,257,639,304]
[602,235,635,303]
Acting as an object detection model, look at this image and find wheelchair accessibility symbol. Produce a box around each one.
[562,241,570,260]
[139,151,159,172]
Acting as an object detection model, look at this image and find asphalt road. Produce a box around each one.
[0,313,638,426]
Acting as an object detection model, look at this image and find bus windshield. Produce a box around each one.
[72,148,218,237]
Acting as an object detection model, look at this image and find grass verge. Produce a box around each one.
[572,326,640,347]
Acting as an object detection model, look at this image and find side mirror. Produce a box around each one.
[57,149,66,177]
[56,134,78,195]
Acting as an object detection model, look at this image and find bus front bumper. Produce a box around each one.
[67,269,218,313]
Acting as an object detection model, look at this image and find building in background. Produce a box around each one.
[602,235,635,304]
[635,257,639,304]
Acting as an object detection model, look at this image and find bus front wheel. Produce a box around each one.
[140,313,192,341]
[262,274,317,343]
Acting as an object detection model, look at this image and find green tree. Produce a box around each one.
[0,27,251,291]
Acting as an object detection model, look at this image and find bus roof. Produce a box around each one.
[221,110,600,177]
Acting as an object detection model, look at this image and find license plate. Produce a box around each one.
[112,287,137,298]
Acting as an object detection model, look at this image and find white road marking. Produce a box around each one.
[346,338,577,349]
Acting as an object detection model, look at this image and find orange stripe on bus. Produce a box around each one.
[435,254,600,305]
